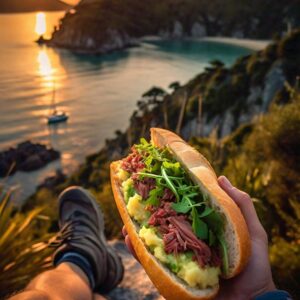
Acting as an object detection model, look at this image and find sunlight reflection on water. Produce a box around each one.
[37,50,53,83]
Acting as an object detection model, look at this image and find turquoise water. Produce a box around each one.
[0,12,252,202]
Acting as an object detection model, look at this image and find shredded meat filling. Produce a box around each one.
[121,150,221,268]
[148,201,216,267]
[121,148,145,173]
[133,178,156,199]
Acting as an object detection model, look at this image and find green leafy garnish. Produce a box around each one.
[126,185,136,202]
[161,166,180,201]
[171,197,191,213]
[218,235,229,275]
[208,230,216,246]
[145,186,164,206]
[162,161,182,176]
[192,207,208,239]
[198,206,214,218]
[203,211,224,235]
[131,138,229,272]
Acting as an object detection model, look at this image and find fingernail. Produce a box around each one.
[219,176,233,188]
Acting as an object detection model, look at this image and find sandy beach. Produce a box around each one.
[200,37,270,51]
[142,36,271,51]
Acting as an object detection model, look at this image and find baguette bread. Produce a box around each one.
[110,128,251,300]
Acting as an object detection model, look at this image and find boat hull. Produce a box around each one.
[47,115,69,124]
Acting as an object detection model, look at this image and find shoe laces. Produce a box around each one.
[49,212,84,248]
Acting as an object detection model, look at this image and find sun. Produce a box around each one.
[61,0,81,5]
[35,12,47,36]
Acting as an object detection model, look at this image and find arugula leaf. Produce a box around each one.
[140,137,148,145]
[144,155,153,169]
[125,185,136,203]
[192,208,208,240]
[218,234,229,275]
[198,206,214,218]
[203,211,224,235]
[208,230,216,246]
[162,161,182,176]
[171,197,191,213]
[135,138,172,163]
[161,167,180,201]
[177,184,190,195]
[145,186,164,206]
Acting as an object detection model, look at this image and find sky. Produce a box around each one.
[62,0,80,5]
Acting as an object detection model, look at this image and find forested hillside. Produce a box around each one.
[48,0,300,53]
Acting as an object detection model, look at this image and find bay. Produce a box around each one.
[0,12,251,203]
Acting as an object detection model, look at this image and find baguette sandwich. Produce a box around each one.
[110,128,250,299]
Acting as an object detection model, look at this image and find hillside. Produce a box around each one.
[0,27,299,299]
[48,0,300,54]
[0,0,70,13]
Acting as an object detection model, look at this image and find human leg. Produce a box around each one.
[10,187,123,300]
[10,262,93,300]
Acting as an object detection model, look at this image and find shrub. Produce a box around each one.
[94,184,123,239]
[278,29,300,62]
[0,189,52,298]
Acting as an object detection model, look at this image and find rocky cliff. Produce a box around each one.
[48,0,300,54]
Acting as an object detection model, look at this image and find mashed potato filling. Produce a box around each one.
[139,226,220,288]
[127,194,149,223]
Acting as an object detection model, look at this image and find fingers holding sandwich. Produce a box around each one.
[122,226,139,262]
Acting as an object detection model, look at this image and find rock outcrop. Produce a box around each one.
[49,26,138,54]
[0,141,60,177]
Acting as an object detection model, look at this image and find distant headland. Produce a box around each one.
[0,0,70,13]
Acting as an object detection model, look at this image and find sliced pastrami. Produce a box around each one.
[133,178,156,200]
[166,216,212,267]
[121,148,145,173]
[148,202,177,226]
[148,201,215,267]
[161,188,176,202]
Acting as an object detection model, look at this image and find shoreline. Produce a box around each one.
[142,36,271,51]
[200,37,271,51]
[46,35,271,56]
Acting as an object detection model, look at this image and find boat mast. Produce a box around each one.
[51,81,56,113]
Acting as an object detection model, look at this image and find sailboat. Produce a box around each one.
[47,83,69,125]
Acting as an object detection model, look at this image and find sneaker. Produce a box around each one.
[51,186,124,293]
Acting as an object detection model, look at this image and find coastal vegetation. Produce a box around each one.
[48,0,300,53]
[0,188,52,298]
[1,30,300,298]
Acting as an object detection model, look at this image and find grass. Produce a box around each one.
[0,188,53,299]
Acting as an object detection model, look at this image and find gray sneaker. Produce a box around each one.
[51,186,124,293]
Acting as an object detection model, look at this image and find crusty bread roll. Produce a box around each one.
[110,128,251,300]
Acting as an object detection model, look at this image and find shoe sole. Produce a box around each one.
[58,187,124,289]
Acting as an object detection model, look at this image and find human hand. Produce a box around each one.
[122,176,276,300]
[216,176,275,299]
